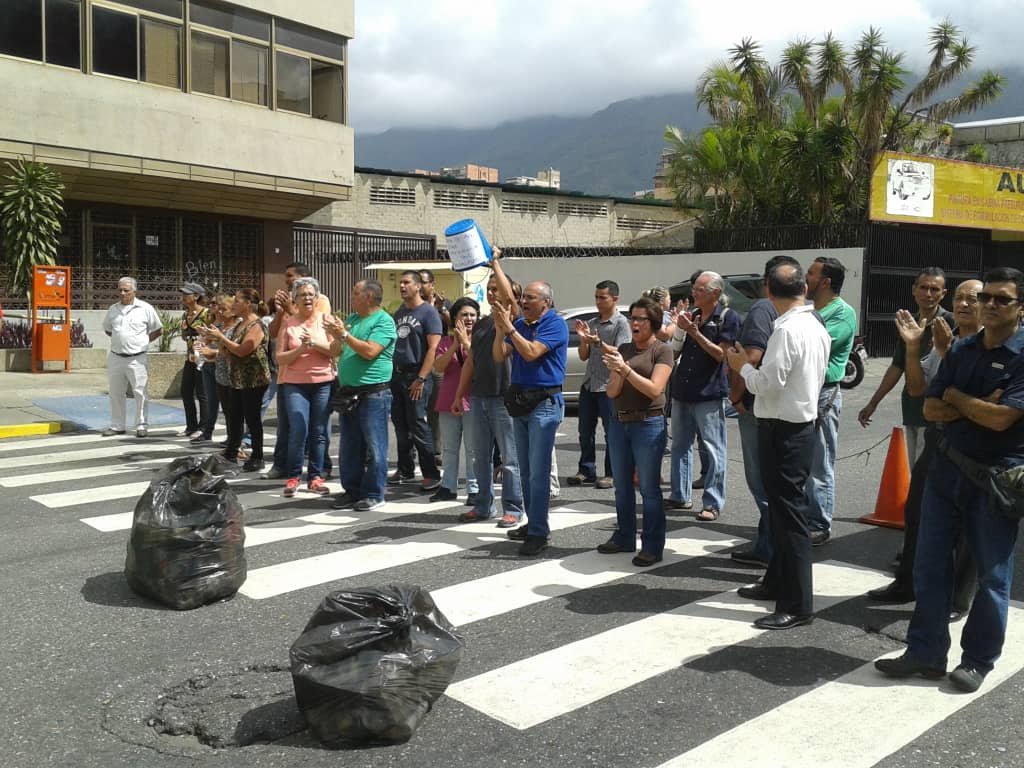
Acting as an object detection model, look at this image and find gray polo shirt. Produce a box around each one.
[582,311,631,392]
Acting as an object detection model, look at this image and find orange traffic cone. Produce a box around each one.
[858,426,910,529]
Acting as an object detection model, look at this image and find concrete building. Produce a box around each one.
[413,164,500,183]
[948,116,1024,167]
[503,167,560,189]
[0,0,354,310]
[304,168,685,249]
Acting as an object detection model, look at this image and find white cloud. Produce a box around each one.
[349,0,1022,133]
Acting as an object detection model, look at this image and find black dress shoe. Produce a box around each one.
[596,540,635,555]
[866,581,915,603]
[738,583,776,601]
[809,529,830,547]
[754,612,814,630]
[507,524,529,541]
[949,610,966,623]
[730,549,769,568]
[519,536,548,556]
[874,652,946,680]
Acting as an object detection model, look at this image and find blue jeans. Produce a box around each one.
[200,363,219,438]
[467,395,523,519]
[670,398,727,512]
[805,386,841,533]
[272,384,289,472]
[738,411,772,561]
[608,415,667,556]
[339,389,392,502]
[513,394,564,538]
[281,382,331,481]
[439,411,478,494]
[908,453,1020,675]
[577,384,612,478]
[390,373,441,480]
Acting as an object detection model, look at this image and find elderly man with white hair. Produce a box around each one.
[666,271,741,521]
[102,276,163,437]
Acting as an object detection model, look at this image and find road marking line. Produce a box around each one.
[433,527,744,626]
[80,497,466,533]
[239,507,614,600]
[659,603,1024,768]
[0,428,229,454]
[445,561,890,730]
[1,458,172,487]
[4,443,183,470]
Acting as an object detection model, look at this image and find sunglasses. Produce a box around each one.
[977,293,1020,307]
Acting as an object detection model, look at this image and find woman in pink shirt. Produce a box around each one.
[432,297,480,503]
[275,277,342,498]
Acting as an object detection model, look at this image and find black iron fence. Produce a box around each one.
[695,223,866,253]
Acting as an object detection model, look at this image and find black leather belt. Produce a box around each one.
[616,407,664,423]
[112,351,144,358]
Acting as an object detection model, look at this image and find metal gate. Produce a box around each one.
[862,223,986,357]
[293,226,435,314]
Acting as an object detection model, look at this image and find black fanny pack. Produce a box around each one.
[503,384,560,418]
[937,438,1024,520]
[330,381,389,414]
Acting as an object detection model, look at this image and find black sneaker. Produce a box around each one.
[430,488,458,502]
[506,524,529,541]
[465,493,477,507]
[809,529,831,547]
[949,664,985,693]
[332,493,358,510]
[665,498,694,512]
[874,652,946,680]
[519,536,548,556]
[388,471,415,485]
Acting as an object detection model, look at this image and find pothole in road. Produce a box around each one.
[141,663,313,750]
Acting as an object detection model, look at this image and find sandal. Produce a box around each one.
[632,552,663,567]
[695,508,720,522]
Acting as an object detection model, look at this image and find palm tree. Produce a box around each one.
[665,19,1005,230]
[1,158,65,302]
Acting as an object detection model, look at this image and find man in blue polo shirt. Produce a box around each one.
[877,267,1024,693]
[667,271,741,521]
[492,280,568,556]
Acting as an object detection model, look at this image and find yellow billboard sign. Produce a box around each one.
[870,151,1024,233]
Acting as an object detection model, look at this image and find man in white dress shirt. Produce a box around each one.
[102,277,162,438]
[725,261,830,630]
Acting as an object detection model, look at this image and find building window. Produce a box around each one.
[501,199,548,214]
[1,0,44,62]
[231,39,268,106]
[140,18,180,88]
[190,0,269,41]
[118,0,182,17]
[275,50,310,115]
[275,19,344,62]
[557,201,608,217]
[369,186,416,206]
[191,31,228,97]
[311,60,343,122]
[45,0,81,69]
[92,5,138,80]
[433,189,491,211]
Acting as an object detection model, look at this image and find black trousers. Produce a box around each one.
[896,428,977,612]
[759,418,817,616]
[390,372,440,480]
[180,359,207,433]
[224,386,268,462]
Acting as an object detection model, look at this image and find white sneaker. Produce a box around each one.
[354,498,385,512]
[136,426,148,438]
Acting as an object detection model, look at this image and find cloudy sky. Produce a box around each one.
[348,0,1021,134]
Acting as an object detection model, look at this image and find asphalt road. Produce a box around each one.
[2,365,1023,768]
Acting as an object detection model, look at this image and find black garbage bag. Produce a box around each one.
[124,454,246,610]
[289,585,465,748]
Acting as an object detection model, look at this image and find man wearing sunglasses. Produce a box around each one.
[877,268,1024,693]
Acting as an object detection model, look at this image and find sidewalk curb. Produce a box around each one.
[0,422,63,439]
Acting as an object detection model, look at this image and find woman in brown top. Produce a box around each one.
[202,288,270,471]
[596,296,674,566]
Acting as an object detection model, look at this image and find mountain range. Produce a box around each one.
[355,69,1024,199]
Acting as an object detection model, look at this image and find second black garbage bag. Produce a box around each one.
[289,585,465,748]
[124,454,246,610]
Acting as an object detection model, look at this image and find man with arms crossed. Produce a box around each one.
[102,277,162,438]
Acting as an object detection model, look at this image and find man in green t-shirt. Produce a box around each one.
[858,267,954,465]
[325,279,397,512]
[804,257,858,545]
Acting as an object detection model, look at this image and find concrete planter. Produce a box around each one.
[146,353,184,399]
[1,347,112,372]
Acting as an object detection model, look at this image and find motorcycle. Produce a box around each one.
[840,335,867,389]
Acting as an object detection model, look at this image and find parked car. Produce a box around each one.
[558,306,629,405]
[668,273,764,319]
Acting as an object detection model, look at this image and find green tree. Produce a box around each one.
[665,20,1005,229]
[1,158,65,300]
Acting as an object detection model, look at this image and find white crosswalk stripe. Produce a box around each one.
[11,430,1022,766]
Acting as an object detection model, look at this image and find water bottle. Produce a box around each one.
[194,339,205,370]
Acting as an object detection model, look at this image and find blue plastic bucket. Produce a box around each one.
[444,219,492,272]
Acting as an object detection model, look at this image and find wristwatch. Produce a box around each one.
[339,329,349,341]
[416,375,426,383]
